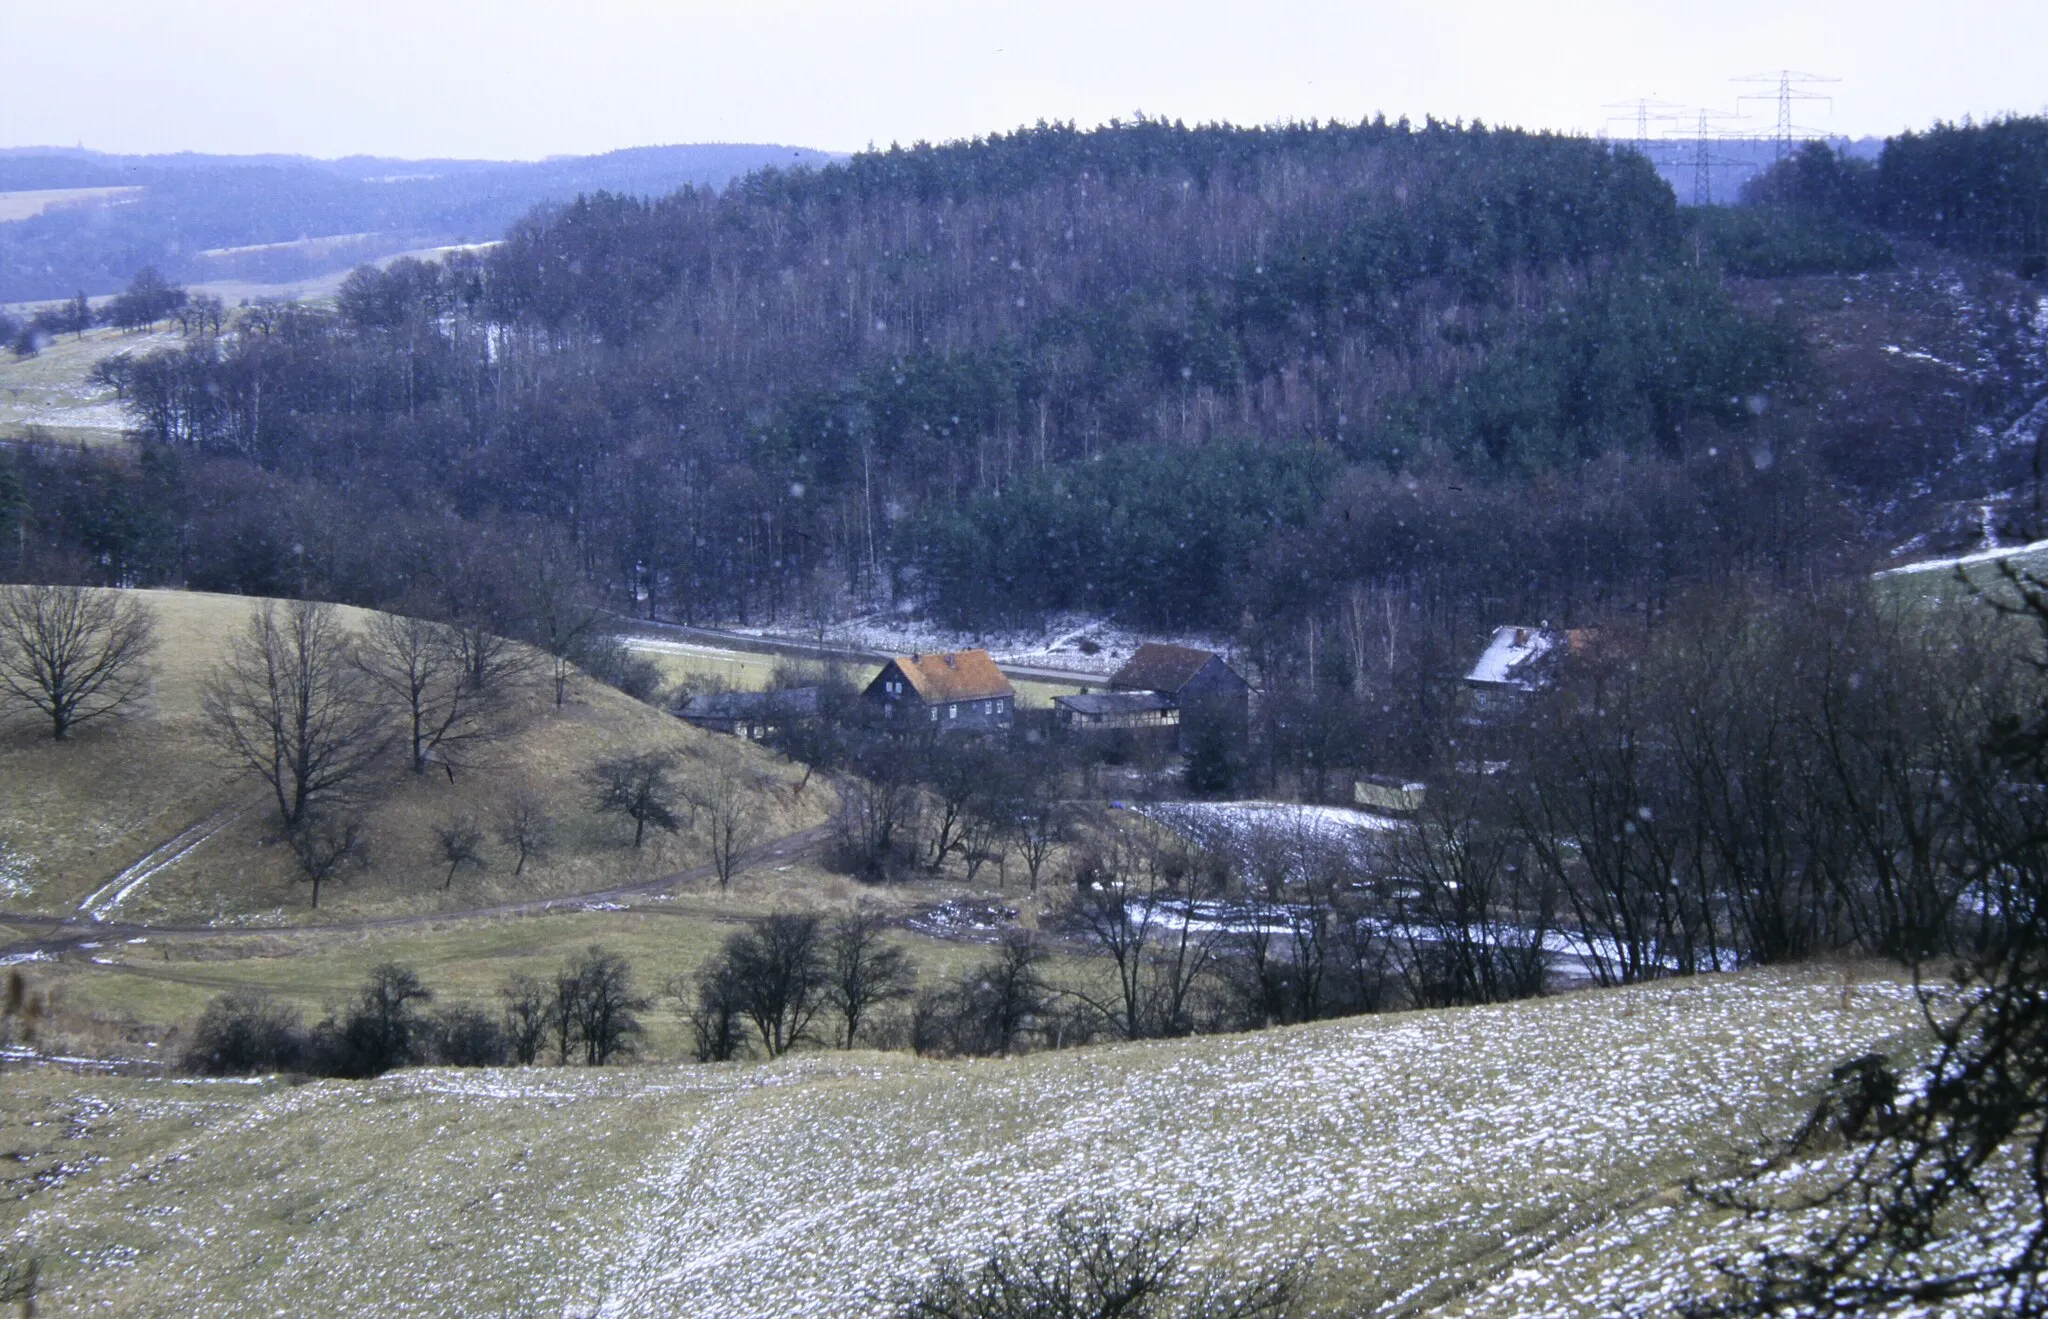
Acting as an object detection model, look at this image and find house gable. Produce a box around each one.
[865,651,1015,730]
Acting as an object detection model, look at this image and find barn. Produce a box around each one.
[1109,643,1250,721]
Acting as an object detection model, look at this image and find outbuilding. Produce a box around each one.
[1052,689,1178,732]
[676,687,821,740]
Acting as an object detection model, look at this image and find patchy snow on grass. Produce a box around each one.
[0,840,35,899]
[5,967,1936,1318]
[734,611,1238,678]
[79,805,245,921]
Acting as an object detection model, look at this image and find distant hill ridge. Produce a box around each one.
[0,143,845,303]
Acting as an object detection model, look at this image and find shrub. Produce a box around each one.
[183,989,305,1075]
[429,1004,510,1067]
[895,1201,1301,1319]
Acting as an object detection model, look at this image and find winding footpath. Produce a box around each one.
[0,822,834,962]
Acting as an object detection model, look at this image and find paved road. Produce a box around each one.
[0,823,834,960]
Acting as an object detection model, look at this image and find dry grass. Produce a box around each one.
[0,965,1935,1317]
[0,589,826,925]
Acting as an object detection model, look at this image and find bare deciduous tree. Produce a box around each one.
[707,912,827,1057]
[913,933,1054,1057]
[356,612,501,779]
[833,747,921,880]
[896,1201,1301,1319]
[287,808,368,909]
[561,946,649,1065]
[824,906,917,1048]
[691,758,768,892]
[500,973,551,1065]
[0,583,157,740]
[1067,824,1221,1041]
[494,786,556,877]
[673,960,748,1063]
[203,600,389,832]
[1007,765,1069,894]
[431,811,487,890]
[586,750,685,848]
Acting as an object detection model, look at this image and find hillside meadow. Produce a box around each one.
[0,964,1932,1317]
[0,588,827,926]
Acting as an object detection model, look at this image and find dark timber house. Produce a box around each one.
[864,650,1015,732]
[676,687,821,740]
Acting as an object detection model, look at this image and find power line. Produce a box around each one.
[1665,108,1748,206]
[1732,69,1838,162]
[1601,97,1686,156]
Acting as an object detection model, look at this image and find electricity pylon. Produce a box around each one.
[1732,69,1837,162]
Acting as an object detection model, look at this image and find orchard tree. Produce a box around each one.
[587,750,685,847]
[203,600,389,832]
[0,584,158,741]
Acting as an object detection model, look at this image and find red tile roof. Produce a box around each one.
[889,650,1014,703]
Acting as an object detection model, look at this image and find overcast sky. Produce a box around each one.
[2,1,2043,161]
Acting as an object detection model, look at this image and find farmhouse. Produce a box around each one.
[864,650,1015,731]
[1463,625,1597,714]
[676,687,820,739]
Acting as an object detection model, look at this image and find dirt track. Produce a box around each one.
[0,823,833,961]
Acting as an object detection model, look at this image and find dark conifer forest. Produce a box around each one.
[3,114,2045,639]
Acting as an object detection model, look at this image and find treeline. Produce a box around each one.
[12,117,1830,634]
[1744,115,2048,273]
[183,949,653,1077]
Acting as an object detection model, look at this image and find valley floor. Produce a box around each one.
[3,964,1933,1317]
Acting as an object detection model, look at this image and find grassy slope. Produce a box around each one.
[0,589,826,925]
[0,965,1927,1318]
[18,895,1028,1065]
[0,323,174,443]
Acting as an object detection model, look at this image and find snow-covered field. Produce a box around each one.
[4,967,1941,1317]
[1135,800,1403,873]
[731,610,1237,678]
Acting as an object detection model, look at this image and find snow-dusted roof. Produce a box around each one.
[1465,625,1558,689]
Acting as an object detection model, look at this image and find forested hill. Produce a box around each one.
[9,116,2047,640]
